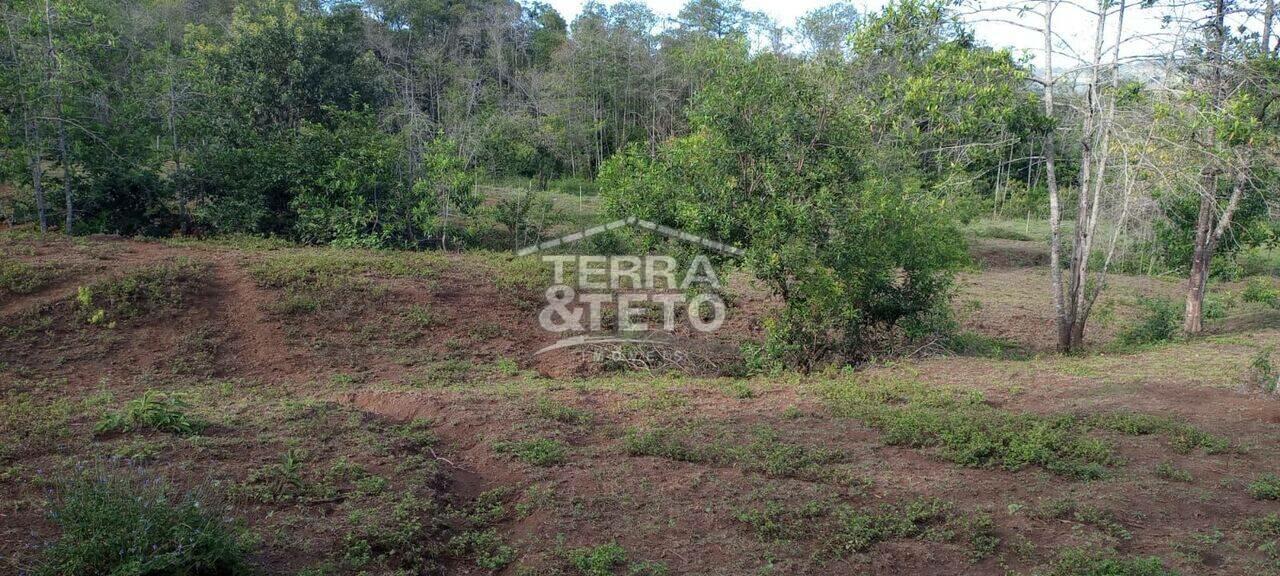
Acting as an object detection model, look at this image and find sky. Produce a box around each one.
[540,0,1226,73]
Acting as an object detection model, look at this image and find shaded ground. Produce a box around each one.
[2,229,1279,575]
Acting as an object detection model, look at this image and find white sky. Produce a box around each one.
[542,0,1237,72]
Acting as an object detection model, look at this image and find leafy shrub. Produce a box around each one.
[96,390,203,436]
[1249,474,1280,500]
[37,468,249,576]
[1118,297,1182,346]
[1243,278,1280,308]
[492,438,567,466]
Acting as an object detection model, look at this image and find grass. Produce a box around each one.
[533,397,592,425]
[821,377,1114,479]
[1086,411,1230,454]
[37,468,250,576]
[74,259,207,325]
[248,249,441,317]
[95,390,204,436]
[734,500,829,541]
[1154,461,1193,482]
[622,424,843,481]
[493,437,568,466]
[832,498,954,554]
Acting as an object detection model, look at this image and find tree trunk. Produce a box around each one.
[28,119,48,233]
[1184,0,1228,334]
[1042,0,1070,352]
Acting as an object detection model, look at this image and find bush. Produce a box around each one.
[1118,297,1182,346]
[1243,278,1280,309]
[37,468,250,576]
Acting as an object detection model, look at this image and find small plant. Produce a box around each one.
[1248,473,1280,500]
[37,468,249,576]
[0,257,55,294]
[1154,461,1193,482]
[568,542,627,576]
[1118,297,1182,347]
[447,529,516,570]
[1248,348,1278,394]
[95,390,203,436]
[493,437,567,466]
[534,397,591,425]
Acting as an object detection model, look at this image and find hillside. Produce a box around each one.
[2,229,1280,575]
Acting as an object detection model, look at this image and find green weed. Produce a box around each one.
[493,438,568,466]
[95,390,203,436]
[1248,474,1280,500]
[534,397,591,425]
[1041,547,1177,576]
[37,468,249,576]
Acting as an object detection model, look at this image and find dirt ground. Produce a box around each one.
[2,231,1279,575]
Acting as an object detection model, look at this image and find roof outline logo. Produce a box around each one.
[516,216,744,257]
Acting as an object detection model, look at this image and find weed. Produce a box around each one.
[1033,498,1130,540]
[568,542,627,576]
[1118,297,1182,347]
[822,378,1113,478]
[1087,411,1230,454]
[622,427,709,463]
[448,529,517,570]
[493,438,568,466]
[1248,474,1280,500]
[726,380,755,399]
[77,259,207,325]
[1154,461,1193,482]
[832,498,954,555]
[1248,348,1278,393]
[95,390,203,436]
[0,257,56,294]
[1042,547,1177,576]
[343,493,445,573]
[515,484,556,518]
[239,449,308,503]
[37,468,249,576]
[534,397,591,425]
[734,426,841,478]
[1244,514,1280,566]
[734,500,829,541]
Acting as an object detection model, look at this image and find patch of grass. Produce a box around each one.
[1087,411,1230,454]
[343,492,446,573]
[448,529,516,571]
[973,225,1035,241]
[1117,297,1182,347]
[169,326,222,376]
[533,397,592,425]
[1041,547,1177,576]
[95,390,204,437]
[1154,461,1193,482]
[76,259,207,325]
[734,500,829,541]
[568,542,627,576]
[36,468,250,576]
[0,257,56,294]
[821,378,1113,479]
[1243,514,1280,566]
[733,426,842,479]
[237,449,309,503]
[622,426,708,463]
[1032,498,1130,540]
[832,498,954,554]
[493,437,568,466]
[0,390,75,459]
[1248,474,1280,500]
[944,331,1027,359]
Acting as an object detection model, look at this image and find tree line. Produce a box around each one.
[2,0,1277,365]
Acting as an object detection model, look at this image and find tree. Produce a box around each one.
[601,40,967,369]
